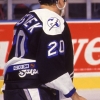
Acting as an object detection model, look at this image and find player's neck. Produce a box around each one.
[40,5,61,16]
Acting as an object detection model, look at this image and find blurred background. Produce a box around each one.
[0,0,100,20]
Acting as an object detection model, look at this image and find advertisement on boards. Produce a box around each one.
[0,21,100,75]
[68,21,100,73]
[0,22,14,75]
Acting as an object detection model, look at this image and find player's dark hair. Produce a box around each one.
[38,0,57,5]
[39,0,60,5]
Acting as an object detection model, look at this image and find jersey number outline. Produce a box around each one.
[14,30,27,57]
[48,40,65,57]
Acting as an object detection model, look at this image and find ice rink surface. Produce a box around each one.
[0,89,100,100]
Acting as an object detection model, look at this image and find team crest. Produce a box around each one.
[47,17,60,30]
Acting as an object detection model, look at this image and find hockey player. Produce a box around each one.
[2,0,87,100]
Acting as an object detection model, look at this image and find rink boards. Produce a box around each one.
[0,21,100,93]
[0,73,100,94]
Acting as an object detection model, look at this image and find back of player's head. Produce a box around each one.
[38,0,57,5]
[38,0,67,16]
[38,0,67,5]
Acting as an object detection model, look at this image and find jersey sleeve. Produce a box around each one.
[45,73,76,98]
[34,12,75,97]
[36,22,74,83]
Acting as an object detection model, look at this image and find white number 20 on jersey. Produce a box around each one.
[48,40,65,57]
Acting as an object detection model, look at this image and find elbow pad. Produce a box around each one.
[45,72,76,98]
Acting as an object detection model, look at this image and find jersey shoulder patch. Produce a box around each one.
[31,9,65,35]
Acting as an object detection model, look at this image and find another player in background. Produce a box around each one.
[2,0,87,100]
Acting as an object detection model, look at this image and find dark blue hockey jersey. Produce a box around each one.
[4,9,75,98]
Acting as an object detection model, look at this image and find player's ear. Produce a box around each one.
[58,0,61,4]
[57,0,65,8]
[56,0,61,8]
